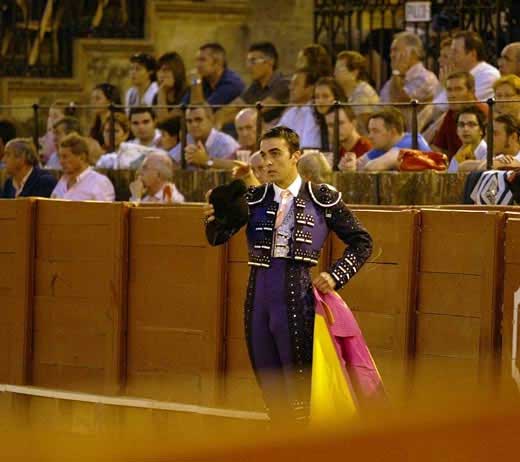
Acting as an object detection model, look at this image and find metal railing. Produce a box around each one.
[2,98,519,171]
[314,0,519,88]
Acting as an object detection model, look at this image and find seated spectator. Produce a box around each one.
[325,105,372,171]
[169,106,239,169]
[313,77,348,151]
[51,134,115,201]
[235,108,259,152]
[498,42,520,77]
[334,50,379,134]
[431,72,487,160]
[451,31,500,101]
[380,31,439,105]
[232,150,268,187]
[494,75,520,120]
[298,151,332,183]
[129,152,184,203]
[0,119,17,168]
[96,113,146,170]
[278,67,320,148]
[39,100,77,164]
[296,44,333,78]
[157,116,181,155]
[1,138,57,198]
[215,42,290,128]
[183,43,245,108]
[154,52,188,120]
[250,151,268,184]
[128,107,162,147]
[89,83,122,148]
[468,114,520,171]
[493,114,520,160]
[418,37,452,134]
[360,108,431,171]
[448,105,488,172]
[46,117,81,170]
[125,53,159,110]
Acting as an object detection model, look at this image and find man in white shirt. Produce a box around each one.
[129,152,184,203]
[448,106,488,172]
[51,134,115,201]
[128,108,162,148]
[45,117,80,170]
[278,68,320,149]
[169,106,239,170]
[451,31,500,101]
[235,108,259,152]
[467,114,520,171]
[380,31,439,104]
[498,42,520,77]
[125,53,159,110]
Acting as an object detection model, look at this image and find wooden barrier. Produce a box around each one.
[332,172,379,204]
[126,205,226,405]
[332,209,420,397]
[31,199,128,394]
[412,209,504,393]
[1,199,519,407]
[501,215,520,392]
[0,199,34,384]
[378,171,469,205]
[0,169,473,205]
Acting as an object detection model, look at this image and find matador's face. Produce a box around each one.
[259,137,299,186]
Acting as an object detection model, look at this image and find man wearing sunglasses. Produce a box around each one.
[215,42,290,129]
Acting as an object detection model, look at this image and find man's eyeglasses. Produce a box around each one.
[457,121,479,128]
[246,57,267,65]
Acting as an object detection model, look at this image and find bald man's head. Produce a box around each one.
[235,108,259,150]
[499,43,520,76]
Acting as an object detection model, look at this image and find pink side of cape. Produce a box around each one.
[313,288,385,400]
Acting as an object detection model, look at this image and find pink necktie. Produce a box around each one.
[275,190,292,228]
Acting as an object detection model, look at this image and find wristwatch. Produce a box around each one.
[206,159,214,168]
[392,69,401,76]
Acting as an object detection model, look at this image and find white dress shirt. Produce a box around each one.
[96,142,161,169]
[169,128,240,164]
[125,82,159,110]
[448,139,488,173]
[278,105,321,149]
[471,61,501,101]
[272,174,302,204]
[133,182,185,204]
[51,167,115,201]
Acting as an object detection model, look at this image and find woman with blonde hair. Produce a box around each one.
[494,74,520,120]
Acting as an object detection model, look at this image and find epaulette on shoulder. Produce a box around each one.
[308,182,342,207]
[245,183,269,205]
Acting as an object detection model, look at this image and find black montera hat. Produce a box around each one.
[209,179,249,229]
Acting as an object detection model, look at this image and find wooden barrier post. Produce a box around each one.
[126,205,226,406]
[412,209,504,395]
[0,199,35,385]
[500,214,520,392]
[330,208,420,399]
[31,199,129,395]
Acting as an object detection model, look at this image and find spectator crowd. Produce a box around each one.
[1,31,520,202]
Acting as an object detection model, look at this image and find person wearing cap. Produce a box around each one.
[203,126,372,423]
[125,53,159,110]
